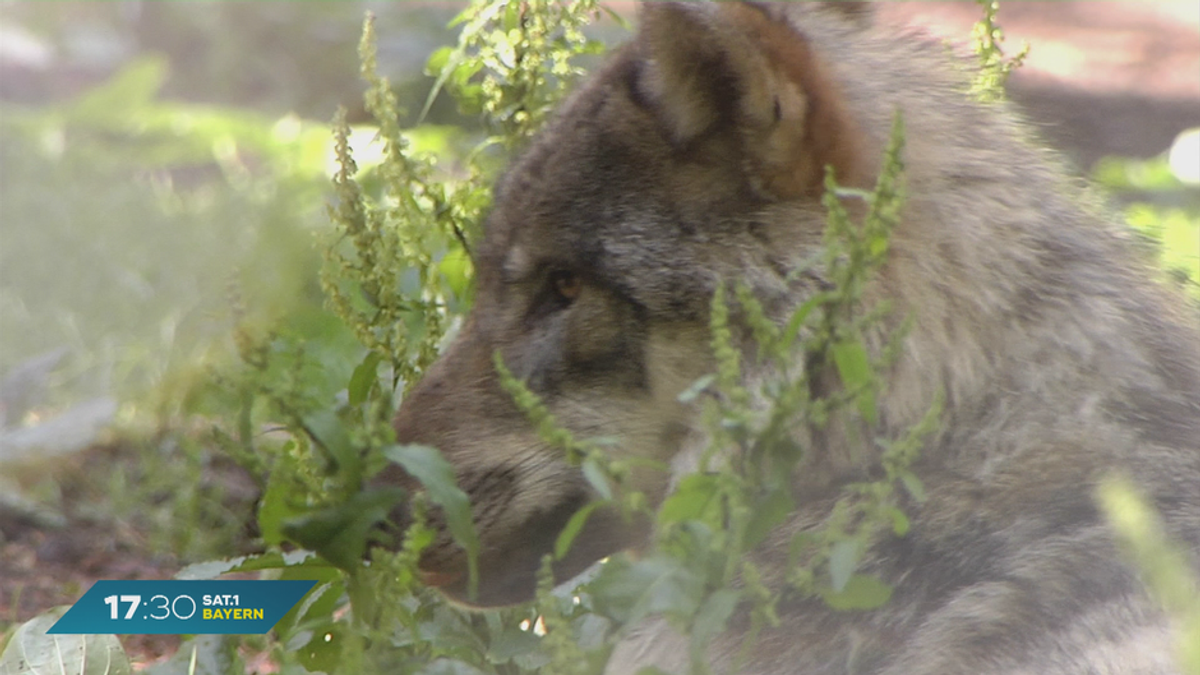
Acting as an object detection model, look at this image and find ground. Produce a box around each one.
[1,445,184,665]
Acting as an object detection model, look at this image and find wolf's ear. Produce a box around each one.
[635,2,867,197]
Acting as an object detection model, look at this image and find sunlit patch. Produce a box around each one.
[38,126,65,159]
[1169,128,1200,185]
[326,125,386,177]
[325,124,465,180]
[272,114,303,144]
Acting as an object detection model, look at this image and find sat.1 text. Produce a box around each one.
[203,594,240,606]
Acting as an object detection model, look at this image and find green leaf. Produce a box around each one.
[787,531,818,568]
[438,246,473,301]
[887,507,911,536]
[832,339,872,391]
[302,410,358,479]
[292,622,345,673]
[71,57,168,121]
[0,607,131,675]
[383,444,481,596]
[281,488,405,571]
[425,46,455,77]
[582,456,613,501]
[415,605,487,655]
[271,573,345,642]
[689,589,741,661]
[657,473,722,526]
[258,451,305,547]
[856,389,879,427]
[571,612,612,651]
[446,4,473,28]
[819,574,894,611]
[742,488,795,549]
[832,338,877,424]
[828,539,863,592]
[590,556,705,625]
[781,294,824,349]
[143,635,240,675]
[900,471,927,502]
[347,350,383,407]
[486,624,541,662]
[503,0,521,31]
[869,234,890,259]
[555,501,603,560]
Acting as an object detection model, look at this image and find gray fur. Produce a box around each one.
[382,3,1200,673]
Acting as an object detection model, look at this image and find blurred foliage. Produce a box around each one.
[0,45,359,570]
[424,0,613,148]
[970,0,1029,102]
[0,607,132,675]
[969,0,1197,303]
[0,54,330,408]
[1092,147,1200,300]
[0,2,463,124]
[321,16,481,391]
[1097,476,1200,674]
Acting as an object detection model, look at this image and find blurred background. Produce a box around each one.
[0,1,1197,666]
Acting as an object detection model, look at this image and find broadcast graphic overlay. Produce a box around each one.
[48,580,317,634]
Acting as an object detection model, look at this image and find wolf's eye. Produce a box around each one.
[549,270,582,304]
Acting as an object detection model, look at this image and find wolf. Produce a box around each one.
[377,2,1200,673]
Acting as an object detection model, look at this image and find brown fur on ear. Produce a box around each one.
[636,1,869,198]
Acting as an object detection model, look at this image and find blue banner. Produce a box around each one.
[47,580,317,635]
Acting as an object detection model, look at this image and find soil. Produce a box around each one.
[880,1,1200,171]
[0,445,185,667]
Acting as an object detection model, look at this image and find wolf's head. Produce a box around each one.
[376,2,879,607]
